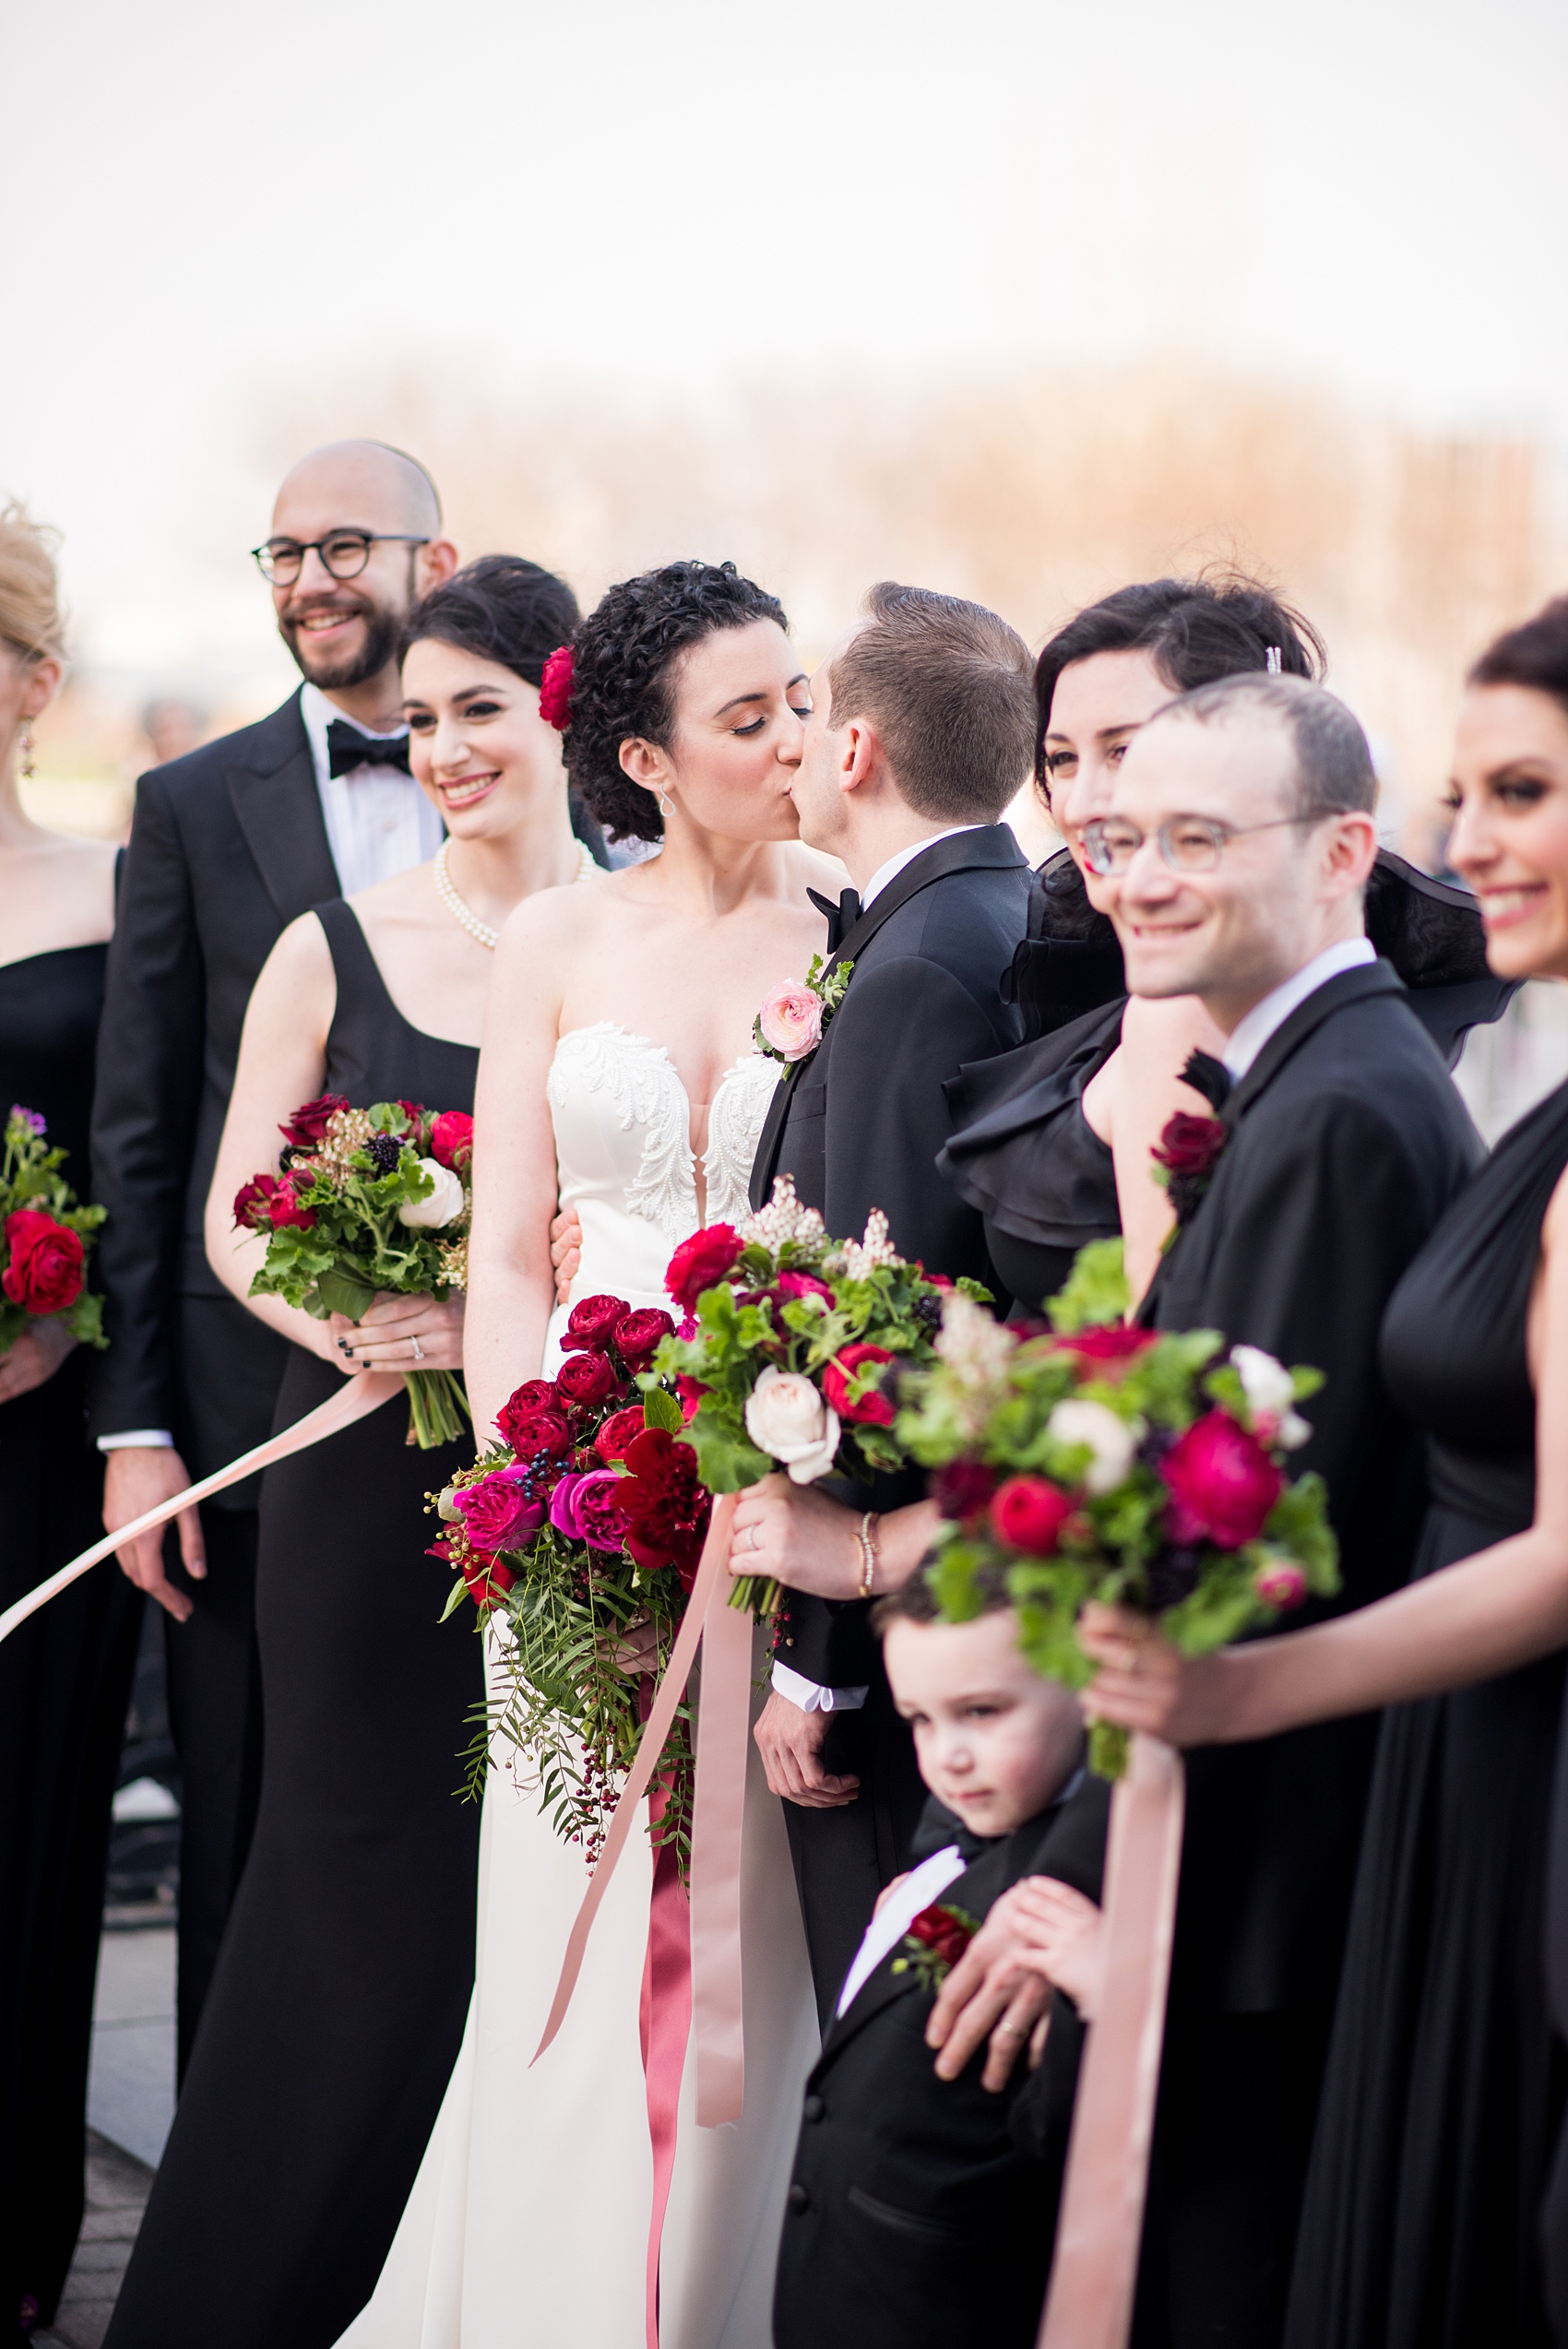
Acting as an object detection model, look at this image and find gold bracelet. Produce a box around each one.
[856,1511,881,1599]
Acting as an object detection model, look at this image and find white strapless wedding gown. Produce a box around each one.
[337,1026,818,2349]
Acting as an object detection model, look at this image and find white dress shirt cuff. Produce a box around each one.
[97,1430,175,1452]
[771,1661,870,1713]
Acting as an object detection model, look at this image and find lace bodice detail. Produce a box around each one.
[544,1028,778,1343]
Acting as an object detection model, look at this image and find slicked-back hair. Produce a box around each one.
[827,581,1035,824]
[1033,574,1326,788]
[1154,672,1377,824]
[399,554,579,687]
[1469,597,1568,724]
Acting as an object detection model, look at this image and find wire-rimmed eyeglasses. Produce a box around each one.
[1082,812,1319,877]
[250,531,429,586]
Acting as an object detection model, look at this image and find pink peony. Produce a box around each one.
[549,1469,629,1552]
[454,1469,545,1553]
[429,1111,473,1174]
[1253,1558,1308,1609]
[989,1475,1075,1557]
[756,980,823,1062]
[1160,1410,1283,1548]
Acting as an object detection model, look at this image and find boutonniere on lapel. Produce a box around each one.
[1151,1050,1232,1228]
[754,955,853,1074]
[892,1900,980,1992]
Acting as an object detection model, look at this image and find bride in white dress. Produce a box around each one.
[339,562,844,2347]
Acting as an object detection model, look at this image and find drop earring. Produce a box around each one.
[658,790,674,819]
[17,721,34,781]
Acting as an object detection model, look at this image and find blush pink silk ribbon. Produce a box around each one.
[0,1370,403,1646]
[1038,1734,1186,2349]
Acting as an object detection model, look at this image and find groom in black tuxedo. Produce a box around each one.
[747,581,1033,2015]
[89,441,465,2069]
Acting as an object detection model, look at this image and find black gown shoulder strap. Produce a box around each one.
[312,897,396,1011]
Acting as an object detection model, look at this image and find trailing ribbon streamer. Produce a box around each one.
[1038,1734,1185,2349]
[687,1587,752,2124]
[0,1371,403,1645]
[640,1778,692,2349]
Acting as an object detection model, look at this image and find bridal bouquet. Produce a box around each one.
[651,1176,988,1617]
[0,1104,106,1356]
[895,1243,1339,1775]
[235,1093,472,1447]
[434,1294,706,1867]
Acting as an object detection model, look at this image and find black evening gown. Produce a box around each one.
[0,945,140,2345]
[105,902,484,2349]
[1283,1077,1568,2349]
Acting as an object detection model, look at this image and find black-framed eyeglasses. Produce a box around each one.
[1081,812,1319,877]
[250,531,429,586]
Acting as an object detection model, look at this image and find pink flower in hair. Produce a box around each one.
[539,645,575,731]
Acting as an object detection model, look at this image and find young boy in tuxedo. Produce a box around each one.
[772,1567,1110,2349]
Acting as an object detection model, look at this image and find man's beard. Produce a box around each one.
[279,593,405,691]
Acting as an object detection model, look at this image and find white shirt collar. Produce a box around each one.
[836,1844,968,2018]
[1221,935,1378,1081]
[299,680,411,789]
[859,824,986,912]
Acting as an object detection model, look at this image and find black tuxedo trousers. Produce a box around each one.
[750,828,1030,2015]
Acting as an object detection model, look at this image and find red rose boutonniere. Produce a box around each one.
[1152,1110,1229,1227]
[892,1900,981,1993]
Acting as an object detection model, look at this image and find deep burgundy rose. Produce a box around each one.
[989,1474,1075,1557]
[932,1458,999,1523]
[454,1469,545,1552]
[267,1178,316,1231]
[822,1343,897,1427]
[496,1379,573,1459]
[614,1307,675,1373]
[429,1110,473,1174]
[907,1903,976,1969]
[617,1427,711,1586]
[1153,1110,1228,1226]
[666,1224,743,1314]
[1160,1410,1282,1548]
[774,1270,836,1309]
[232,1174,279,1231]
[2,1209,85,1314]
[560,1294,630,1355]
[595,1406,647,1465]
[555,1350,623,1410]
[1063,1325,1160,1370]
[549,1469,628,1552]
[278,1092,349,1148]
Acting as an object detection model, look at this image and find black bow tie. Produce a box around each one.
[808,886,862,953]
[326,718,411,778]
[1181,1050,1234,1112]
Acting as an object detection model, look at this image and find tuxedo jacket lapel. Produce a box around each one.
[827,825,1028,979]
[225,692,339,921]
[1221,961,1405,1129]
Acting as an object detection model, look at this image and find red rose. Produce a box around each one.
[539,643,575,731]
[561,1294,630,1354]
[2,1209,85,1314]
[429,1110,473,1173]
[614,1307,675,1373]
[822,1343,897,1427]
[774,1270,836,1308]
[932,1458,998,1524]
[617,1427,711,1587]
[908,1903,975,1969]
[496,1379,573,1459]
[1160,1410,1282,1548]
[232,1174,279,1231]
[595,1406,647,1465]
[555,1350,623,1410]
[989,1474,1075,1557]
[1153,1113,1229,1179]
[666,1224,743,1314]
[1063,1325,1160,1370]
[278,1093,349,1148]
[675,1375,707,1424]
[463,1550,517,1609]
[267,1178,316,1231]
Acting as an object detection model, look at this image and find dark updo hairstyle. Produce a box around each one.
[1468,596,1568,721]
[560,559,788,843]
[398,552,580,686]
[1033,573,1326,790]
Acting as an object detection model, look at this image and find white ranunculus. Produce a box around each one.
[398,1158,466,1229]
[1047,1397,1141,1496]
[1229,1345,1296,1422]
[1277,1409,1313,1453]
[745,1366,842,1483]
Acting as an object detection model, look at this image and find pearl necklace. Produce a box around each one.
[434,836,598,950]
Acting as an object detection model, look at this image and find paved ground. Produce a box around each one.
[33,2133,154,2349]
[84,1928,175,2170]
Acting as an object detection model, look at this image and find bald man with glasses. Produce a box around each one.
[89,442,462,2069]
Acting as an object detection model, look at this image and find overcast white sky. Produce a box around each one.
[4,0,1566,685]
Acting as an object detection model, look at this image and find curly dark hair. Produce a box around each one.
[398,552,580,687]
[561,560,788,842]
[1033,572,1326,789]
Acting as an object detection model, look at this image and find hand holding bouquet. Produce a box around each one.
[235,1094,472,1447]
[896,1243,1338,1775]
[652,1177,989,1617]
[434,1293,706,1867]
[0,1104,106,1358]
